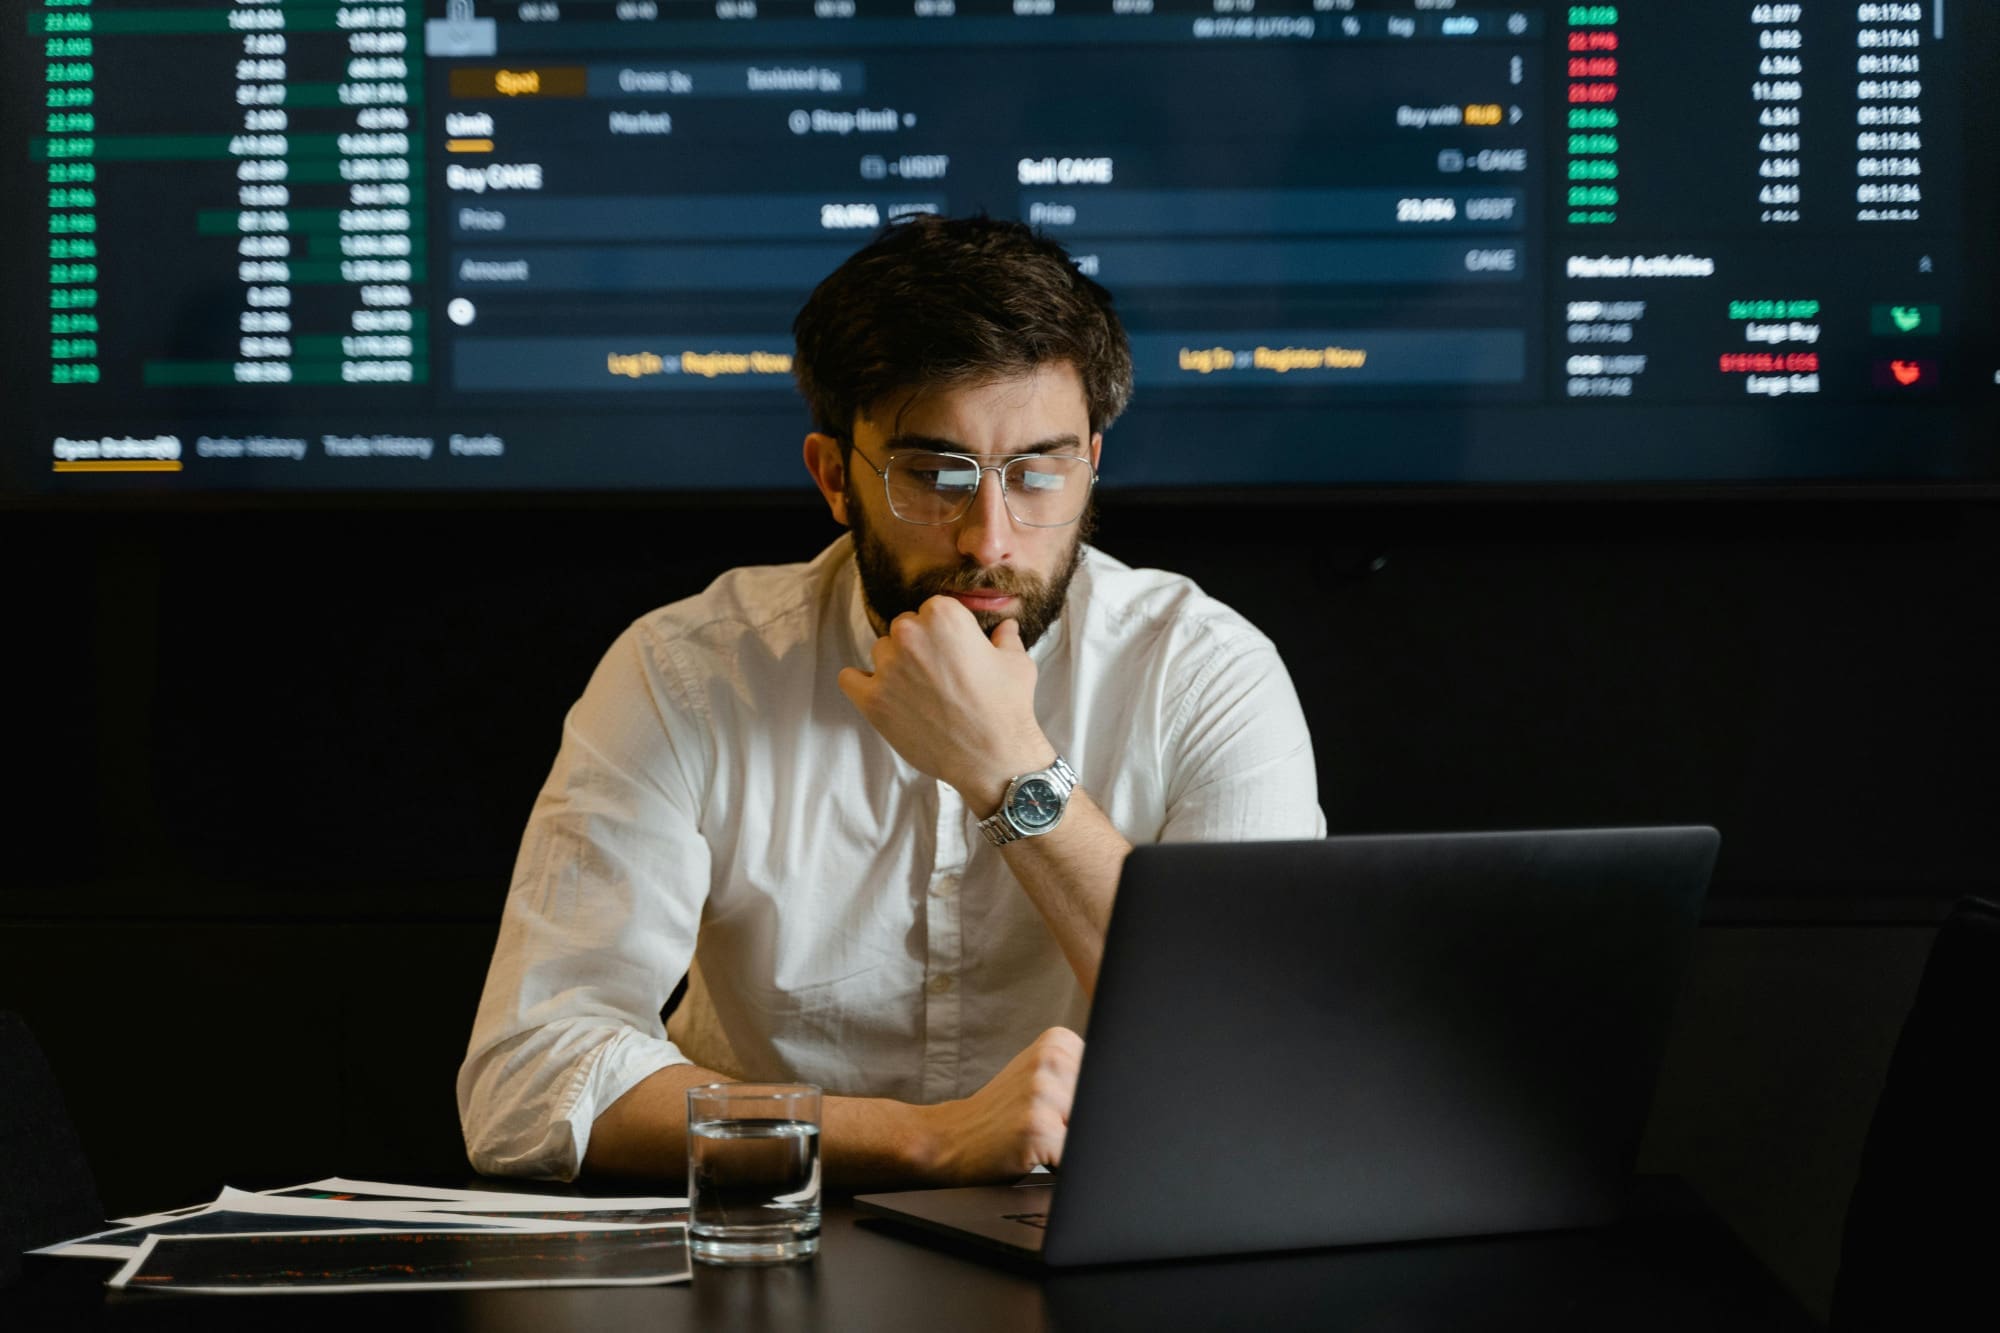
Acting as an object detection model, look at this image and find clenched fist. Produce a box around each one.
[920,1027,1084,1183]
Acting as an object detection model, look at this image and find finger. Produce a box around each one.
[990,617,1023,651]
[922,594,978,631]
[836,666,871,706]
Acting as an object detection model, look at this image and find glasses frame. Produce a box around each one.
[843,438,1099,528]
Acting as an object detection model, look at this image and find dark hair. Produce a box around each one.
[792,215,1134,441]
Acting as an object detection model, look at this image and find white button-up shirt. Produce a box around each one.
[459,537,1325,1178]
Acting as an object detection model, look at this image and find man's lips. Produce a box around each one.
[946,590,1017,611]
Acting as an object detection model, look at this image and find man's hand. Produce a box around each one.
[919,1027,1083,1183]
[839,596,1052,806]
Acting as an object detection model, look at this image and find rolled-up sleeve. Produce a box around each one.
[457,621,713,1180]
[1157,630,1327,844]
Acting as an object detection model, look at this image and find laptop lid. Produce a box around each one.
[1032,827,1718,1266]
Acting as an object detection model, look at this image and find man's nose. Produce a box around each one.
[955,468,1016,567]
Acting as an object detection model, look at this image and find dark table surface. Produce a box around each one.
[5,1177,1817,1332]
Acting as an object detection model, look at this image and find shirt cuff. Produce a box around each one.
[562,1027,693,1179]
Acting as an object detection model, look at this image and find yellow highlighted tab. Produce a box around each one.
[447,138,494,153]
[54,460,183,473]
[448,67,588,99]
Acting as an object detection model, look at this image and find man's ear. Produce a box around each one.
[1089,432,1103,472]
[803,432,851,526]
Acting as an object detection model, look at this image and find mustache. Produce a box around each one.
[911,562,1046,598]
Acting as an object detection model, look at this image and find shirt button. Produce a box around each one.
[931,874,960,898]
[928,974,954,995]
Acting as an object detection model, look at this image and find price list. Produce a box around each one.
[42,0,100,388]
[1565,5,1620,226]
[27,1,426,393]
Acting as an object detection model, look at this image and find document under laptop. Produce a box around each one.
[856,827,1718,1267]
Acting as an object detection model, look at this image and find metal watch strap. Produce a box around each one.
[977,755,1078,847]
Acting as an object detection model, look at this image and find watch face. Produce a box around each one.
[1009,777,1063,830]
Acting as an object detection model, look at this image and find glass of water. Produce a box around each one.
[686,1082,822,1264]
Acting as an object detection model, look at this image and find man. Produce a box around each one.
[458,216,1324,1189]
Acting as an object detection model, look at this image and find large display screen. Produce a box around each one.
[4,0,1996,495]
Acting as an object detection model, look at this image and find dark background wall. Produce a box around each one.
[5,495,1995,1317]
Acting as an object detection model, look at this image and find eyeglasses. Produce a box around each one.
[846,440,1097,528]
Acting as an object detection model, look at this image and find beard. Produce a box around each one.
[848,490,1090,650]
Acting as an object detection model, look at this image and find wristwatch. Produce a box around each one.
[977,756,1079,846]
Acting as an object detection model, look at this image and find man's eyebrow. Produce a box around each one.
[882,433,1084,457]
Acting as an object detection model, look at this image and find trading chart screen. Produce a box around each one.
[3,0,1995,494]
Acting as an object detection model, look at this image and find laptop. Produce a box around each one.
[856,827,1719,1267]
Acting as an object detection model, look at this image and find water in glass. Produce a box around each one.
[688,1117,821,1263]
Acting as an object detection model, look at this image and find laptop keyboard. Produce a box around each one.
[1003,1212,1050,1229]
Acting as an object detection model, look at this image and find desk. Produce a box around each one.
[4,1178,1815,1331]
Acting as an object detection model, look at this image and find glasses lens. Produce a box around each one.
[1004,455,1091,526]
[885,452,981,523]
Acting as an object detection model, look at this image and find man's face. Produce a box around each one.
[834,364,1101,650]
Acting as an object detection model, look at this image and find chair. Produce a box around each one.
[0,1012,105,1285]
[1830,894,2000,1331]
